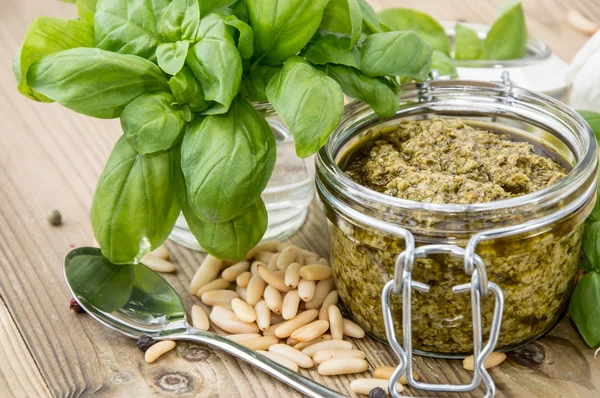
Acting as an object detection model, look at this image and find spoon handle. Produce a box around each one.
[172,330,346,398]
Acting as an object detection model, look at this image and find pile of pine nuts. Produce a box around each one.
[186,241,372,377]
[139,241,507,396]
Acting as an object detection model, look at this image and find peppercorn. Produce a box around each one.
[369,387,387,398]
[137,335,156,352]
[69,298,85,314]
[47,209,62,226]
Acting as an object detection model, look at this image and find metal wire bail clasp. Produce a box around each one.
[381,242,505,398]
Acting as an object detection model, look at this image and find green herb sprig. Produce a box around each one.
[15,0,433,262]
[570,110,600,348]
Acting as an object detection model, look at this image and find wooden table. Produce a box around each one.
[1,0,599,396]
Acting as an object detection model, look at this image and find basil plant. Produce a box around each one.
[15,0,432,262]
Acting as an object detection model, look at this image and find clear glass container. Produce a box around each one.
[170,103,315,251]
[441,22,570,101]
[316,80,597,357]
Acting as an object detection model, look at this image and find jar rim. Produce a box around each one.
[316,80,597,219]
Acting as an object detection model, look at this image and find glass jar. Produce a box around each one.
[316,80,597,360]
[441,22,570,101]
[170,103,315,251]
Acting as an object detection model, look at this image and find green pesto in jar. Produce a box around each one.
[331,118,583,355]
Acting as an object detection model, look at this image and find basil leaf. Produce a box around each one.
[174,160,267,260]
[266,56,344,158]
[77,0,97,25]
[94,0,169,60]
[302,35,360,69]
[569,271,600,347]
[200,0,237,15]
[484,0,527,60]
[66,253,134,313]
[584,221,600,271]
[242,65,280,102]
[169,66,210,112]
[15,17,94,103]
[156,40,190,75]
[360,31,433,80]
[431,49,457,78]
[356,0,386,34]
[324,64,397,119]
[578,110,600,140]
[28,48,169,119]
[246,0,329,65]
[319,0,362,49]
[160,0,200,42]
[181,95,276,222]
[454,23,484,60]
[378,8,451,55]
[224,15,254,59]
[121,92,188,154]
[91,137,180,264]
[186,36,242,115]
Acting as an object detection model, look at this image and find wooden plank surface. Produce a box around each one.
[0,0,599,397]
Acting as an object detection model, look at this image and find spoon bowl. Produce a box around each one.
[64,247,343,398]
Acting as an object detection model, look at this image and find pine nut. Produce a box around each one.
[263,322,285,336]
[299,265,333,281]
[245,241,278,260]
[343,318,365,338]
[225,333,261,342]
[285,263,302,288]
[298,279,316,302]
[191,305,210,331]
[290,320,329,342]
[276,242,295,252]
[318,292,339,321]
[268,344,314,368]
[201,289,239,306]
[267,253,280,271]
[150,245,170,260]
[250,261,264,275]
[313,349,366,365]
[328,306,344,340]
[373,366,420,384]
[277,247,300,270]
[305,279,334,309]
[255,300,271,331]
[257,350,299,371]
[142,254,176,273]
[144,340,176,363]
[257,264,292,292]
[567,9,599,35]
[301,339,352,356]
[318,358,368,375]
[256,251,275,263]
[275,309,319,338]
[292,334,332,351]
[264,285,283,314]
[287,336,299,346]
[295,251,305,266]
[238,336,280,351]
[214,302,233,311]
[305,254,318,264]
[190,255,223,294]
[195,278,231,297]
[222,261,250,281]
[463,352,506,371]
[209,306,259,334]
[282,290,300,320]
[317,258,329,266]
[350,378,404,395]
[246,273,266,306]
[231,298,256,323]
[236,271,252,287]
[235,286,247,302]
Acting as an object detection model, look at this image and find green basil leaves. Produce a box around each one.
[484,0,527,60]
[266,57,344,158]
[181,95,276,222]
[28,48,168,119]
[319,0,362,49]
[91,137,180,264]
[454,23,484,61]
[569,272,600,348]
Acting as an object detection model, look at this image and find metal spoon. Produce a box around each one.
[64,247,344,398]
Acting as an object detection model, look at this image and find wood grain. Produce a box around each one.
[0,0,599,397]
